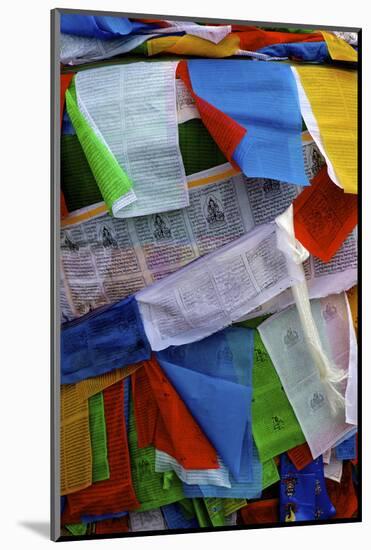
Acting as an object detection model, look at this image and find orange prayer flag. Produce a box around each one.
[287,442,314,471]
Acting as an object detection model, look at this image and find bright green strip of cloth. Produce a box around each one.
[252,331,306,463]
[88,392,110,483]
[128,402,184,511]
[65,523,87,536]
[65,81,134,213]
[61,135,102,212]
[204,498,246,527]
[262,458,280,490]
[204,498,225,527]
[192,499,211,528]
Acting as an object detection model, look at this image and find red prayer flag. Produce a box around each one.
[60,192,69,219]
[60,73,74,128]
[131,365,158,448]
[132,358,219,470]
[325,462,358,519]
[235,27,323,51]
[176,61,245,167]
[294,166,358,262]
[95,517,130,535]
[62,381,140,524]
[60,73,74,220]
[240,498,279,524]
[287,442,314,471]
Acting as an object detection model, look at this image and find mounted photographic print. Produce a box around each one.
[51,7,360,541]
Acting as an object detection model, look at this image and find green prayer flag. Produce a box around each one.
[61,135,103,212]
[88,392,110,483]
[128,402,184,511]
[178,498,196,519]
[178,119,227,175]
[65,81,135,214]
[192,499,211,528]
[222,498,247,516]
[204,498,226,527]
[204,498,246,527]
[262,458,280,490]
[65,523,87,536]
[252,330,306,462]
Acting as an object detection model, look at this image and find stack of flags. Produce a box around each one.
[58,12,359,539]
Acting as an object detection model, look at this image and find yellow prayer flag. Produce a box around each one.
[296,65,357,194]
[321,31,358,62]
[346,286,358,336]
[148,34,240,58]
[61,384,92,495]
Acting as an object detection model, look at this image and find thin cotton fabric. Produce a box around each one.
[280,454,336,520]
[61,134,103,211]
[182,442,262,499]
[127,400,185,511]
[287,443,313,471]
[94,517,130,534]
[187,60,309,186]
[252,330,306,462]
[132,359,219,469]
[61,296,151,384]
[62,381,140,524]
[74,62,189,218]
[321,31,357,62]
[335,434,356,460]
[258,42,329,63]
[162,503,199,529]
[258,297,354,459]
[60,32,154,66]
[60,73,74,219]
[61,15,153,40]
[60,384,92,496]
[293,65,357,193]
[294,166,358,262]
[325,462,358,518]
[88,392,110,483]
[236,27,323,50]
[66,81,136,215]
[156,327,254,480]
[148,34,240,58]
[75,365,141,402]
[155,450,230,488]
[280,471,316,522]
[176,61,246,166]
[240,498,279,524]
